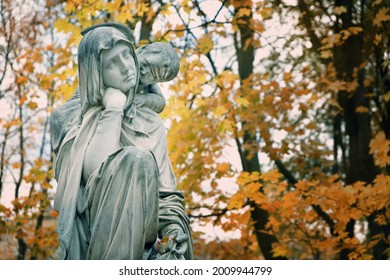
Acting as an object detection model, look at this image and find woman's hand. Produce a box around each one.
[170,231,189,257]
[156,228,189,259]
[102,87,127,110]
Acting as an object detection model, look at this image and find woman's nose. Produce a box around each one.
[119,57,130,73]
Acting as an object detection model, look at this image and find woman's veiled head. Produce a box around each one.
[78,26,138,115]
[101,42,137,93]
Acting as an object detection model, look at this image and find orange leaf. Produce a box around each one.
[216,162,230,173]
[355,106,369,113]
[369,132,390,167]
[373,8,390,27]
[50,210,59,219]
[261,169,282,183]
[227,192,246,210]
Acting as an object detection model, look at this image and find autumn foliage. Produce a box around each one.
[1,0,389,259]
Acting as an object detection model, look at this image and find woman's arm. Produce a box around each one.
[82,88,126,182]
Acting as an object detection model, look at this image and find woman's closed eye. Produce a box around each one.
[123,49,131,58]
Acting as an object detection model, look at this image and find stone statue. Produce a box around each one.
[50,23,193,260]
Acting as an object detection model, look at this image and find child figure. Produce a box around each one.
[133,42,180,114]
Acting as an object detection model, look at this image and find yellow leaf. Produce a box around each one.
[321,50,332,59]
[59,83,77,101]
[273,244,289,258]
[259,8,272,19]
[236,97,249,107]
[216,71,238,89]
[136,2,150,16]
[117,10,134,23]
[236,7,251,18]
[214,105,228,117]
[197,34,214,54]
[181,0,191,14]
[160,7,172,17]
[53,18,71,33]
[27,101,38,110]
[220,119,234,133]
[334,6,347,15]
[105,0,123,13]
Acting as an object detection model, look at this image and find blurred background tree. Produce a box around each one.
[0,0,389,259]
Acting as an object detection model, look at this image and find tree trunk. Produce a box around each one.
[296,0,388,259]
[332,0,387,259]
[139,0,154,44]
[233,0,285,259]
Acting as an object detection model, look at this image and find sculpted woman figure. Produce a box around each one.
[51,24,193,260]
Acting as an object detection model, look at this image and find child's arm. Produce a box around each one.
[134,84,166,113]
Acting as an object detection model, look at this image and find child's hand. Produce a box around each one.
[134,94,146,107]
[103,87,127,110]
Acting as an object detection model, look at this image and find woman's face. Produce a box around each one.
[101,42,136,93]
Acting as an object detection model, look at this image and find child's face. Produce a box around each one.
[137,43,179,86]
[138,53,165,86]
[101,42,136,93]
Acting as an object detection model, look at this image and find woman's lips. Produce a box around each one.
[124,74,134,82]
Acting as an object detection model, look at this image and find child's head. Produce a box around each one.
[136,42,180,86]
